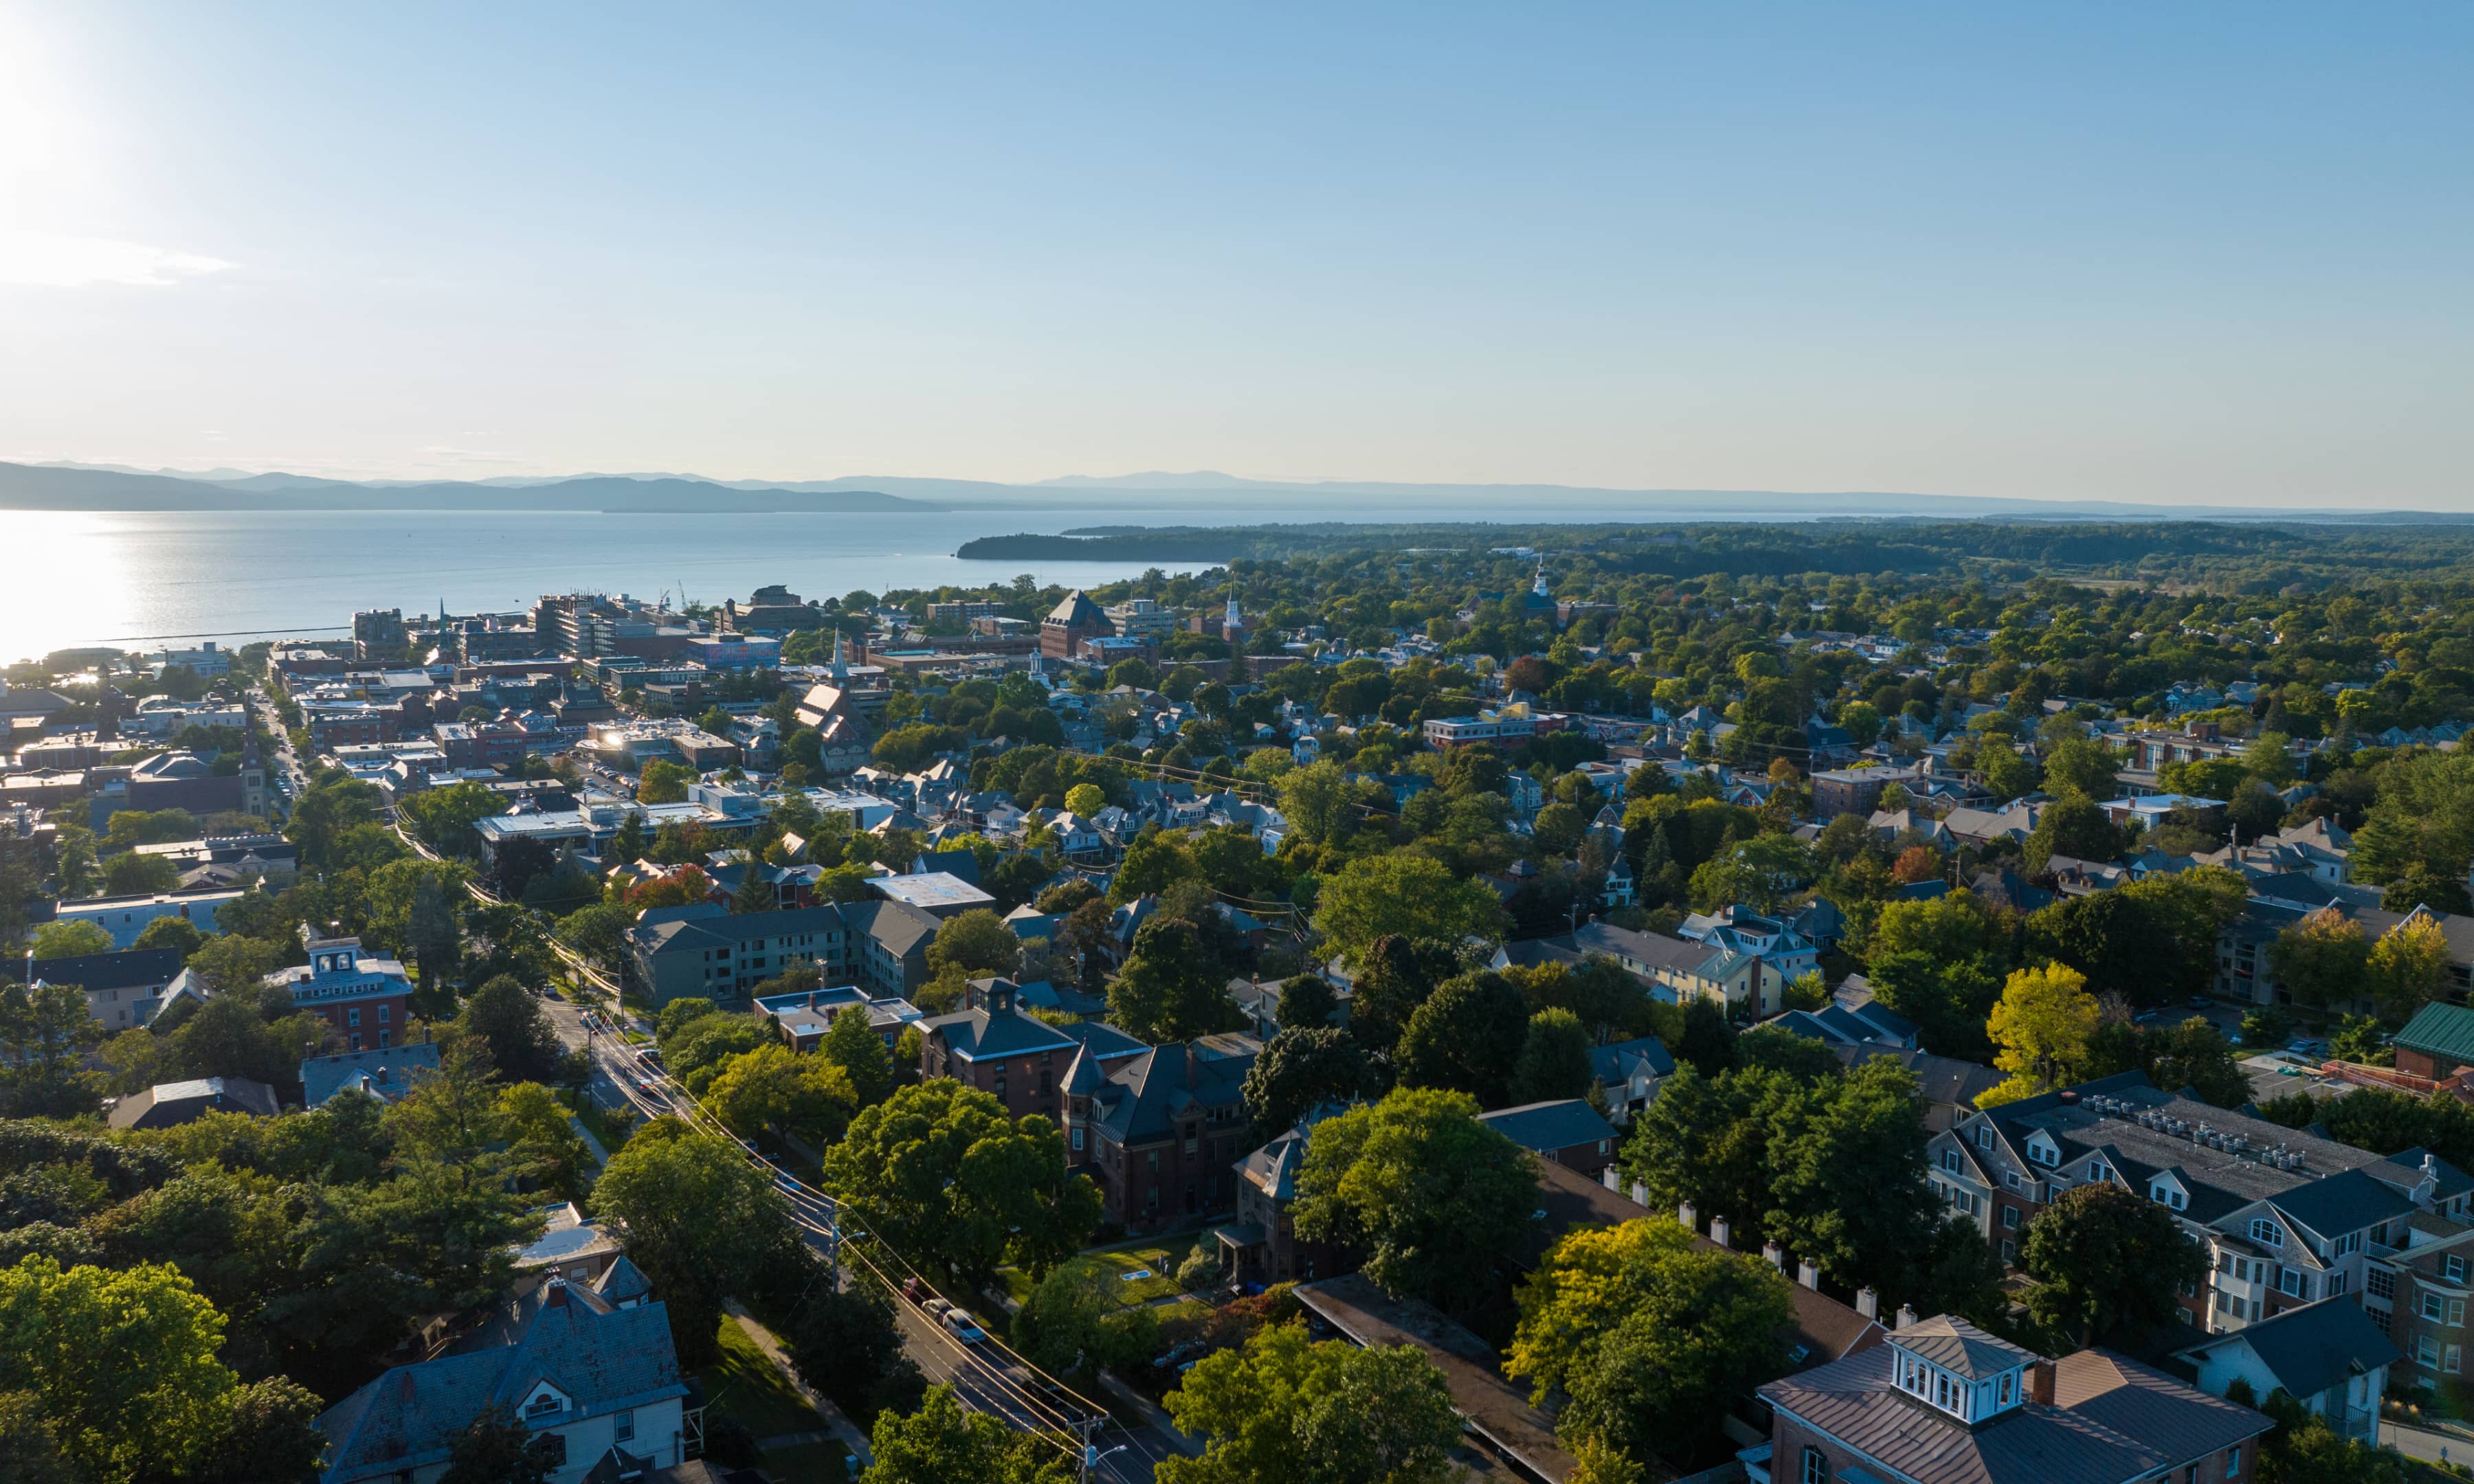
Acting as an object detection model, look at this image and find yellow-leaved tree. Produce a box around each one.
[1976,963,2102,1109]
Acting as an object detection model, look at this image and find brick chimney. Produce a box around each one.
[1679,1200,1697,1231]
[544,1277,568,1308]
[1762,1241,1784,1270]
[1894,1304,1917,1330]
[1710,1215,1730,1248]
[1798,1259,1820,1290]
[1855,1288,1878,1320]
[2028,1360,2056,1406]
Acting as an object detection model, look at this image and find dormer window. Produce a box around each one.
[2150,1182,2185,1211]
[2250,1218,2283,1248]
[525,1390,566,1417]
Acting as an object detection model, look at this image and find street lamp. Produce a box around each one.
[1081,1443,1129,1484]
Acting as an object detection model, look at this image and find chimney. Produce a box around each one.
[1602,1166,1620,1191]
[1679,1200,1697,1231]
[1710,1215,1730,1248]
[544,1278,568,1308]
[1895,1304,1917,1331]
[2028,1360,2056,1406]
[1798,1259,1820,1290]
[1629,1180,1649,1208]
[1855,1288,1877,1320]
[1762,1241,1784,1270]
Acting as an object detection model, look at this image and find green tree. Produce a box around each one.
[821,1004,897,1105]
[664,1013,776,1094]
[637,758,698,804]
[1159,1324,1460,1484]
[1347,936,1460,1055]
[926,909,1021,982]
[1313,854,1506,966]
[1110,917,1244,1044]
[823,1080,1100,1285]
[790,1281,925,1424]
[0,980,105,1119]
[1242,1027,1373,1139]
[1394,971,1528,1107]
[496,1081,596,1203]
[456,974,576,1086]
[0,1257,237,1484]
[862,1385,1074,1484]
[129,914,206,957]
[1685,835,1818,916]
[2266,907,2370,1015]
[1013,1263,1161,1378]
[709,1044,860,1146]
[1508,1009,1598,1106]
[1291,1088,1536,1305]
[1062,783,1105,817]
[2039,736,2121,800]
[101,850,181,896]
[28,921,113,960]
[2020,796,2119,874]
[1506,1219,1792,1463]
[438,1402,564,1484]
[1275,975,1339,1032]
[2022,1183,2205,1346]
[591,1123,794,1367]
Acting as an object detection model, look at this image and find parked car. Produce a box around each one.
[902,1277,933,1304]
[921,1297,952,1321]
[941,1309,988,1344]
[2190,995,2214,1008]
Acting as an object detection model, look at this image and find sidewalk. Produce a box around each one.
[724,1301,875,1465]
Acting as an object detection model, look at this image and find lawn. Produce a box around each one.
[999,1233,1209,1307]
[762,1439,855,1483]
[697,1315,826,1443]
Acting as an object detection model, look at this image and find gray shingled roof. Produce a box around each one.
[2174,1295,2403,1402]
[1478,1099,1616,1154]
[319,1294,686,1483]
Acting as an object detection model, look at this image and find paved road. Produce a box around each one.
[537,991,1165,1483]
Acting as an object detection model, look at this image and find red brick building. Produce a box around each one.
[264,930,415,1052]
[916,982,1146,1125]
[1065,1032,1261,1233]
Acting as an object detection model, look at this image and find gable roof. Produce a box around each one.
[302,1042,443,1106]
[4,946,188,991]
[2395,1001,2474,1064]
[2264,1167,2415,1245]
[920,1002,1081,1061]
[2174,1295,2403,1402]
[1587,1035,1675,1085]
[319,1293,687,1483]
[1478,1099,1616,1154]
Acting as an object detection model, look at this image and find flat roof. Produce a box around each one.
[867,871,996,911]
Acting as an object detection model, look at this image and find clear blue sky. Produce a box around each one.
[2,3,2466,505]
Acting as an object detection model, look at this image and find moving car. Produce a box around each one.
[941,1308,988,1344]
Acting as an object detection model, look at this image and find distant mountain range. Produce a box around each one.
[6,460,2466,522]
[0,462,922,513]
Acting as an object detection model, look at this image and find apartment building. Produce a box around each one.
[1929,1072,2473,1339]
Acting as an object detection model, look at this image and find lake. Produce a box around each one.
[0,506,1188,662]
[0,487,1779,662]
